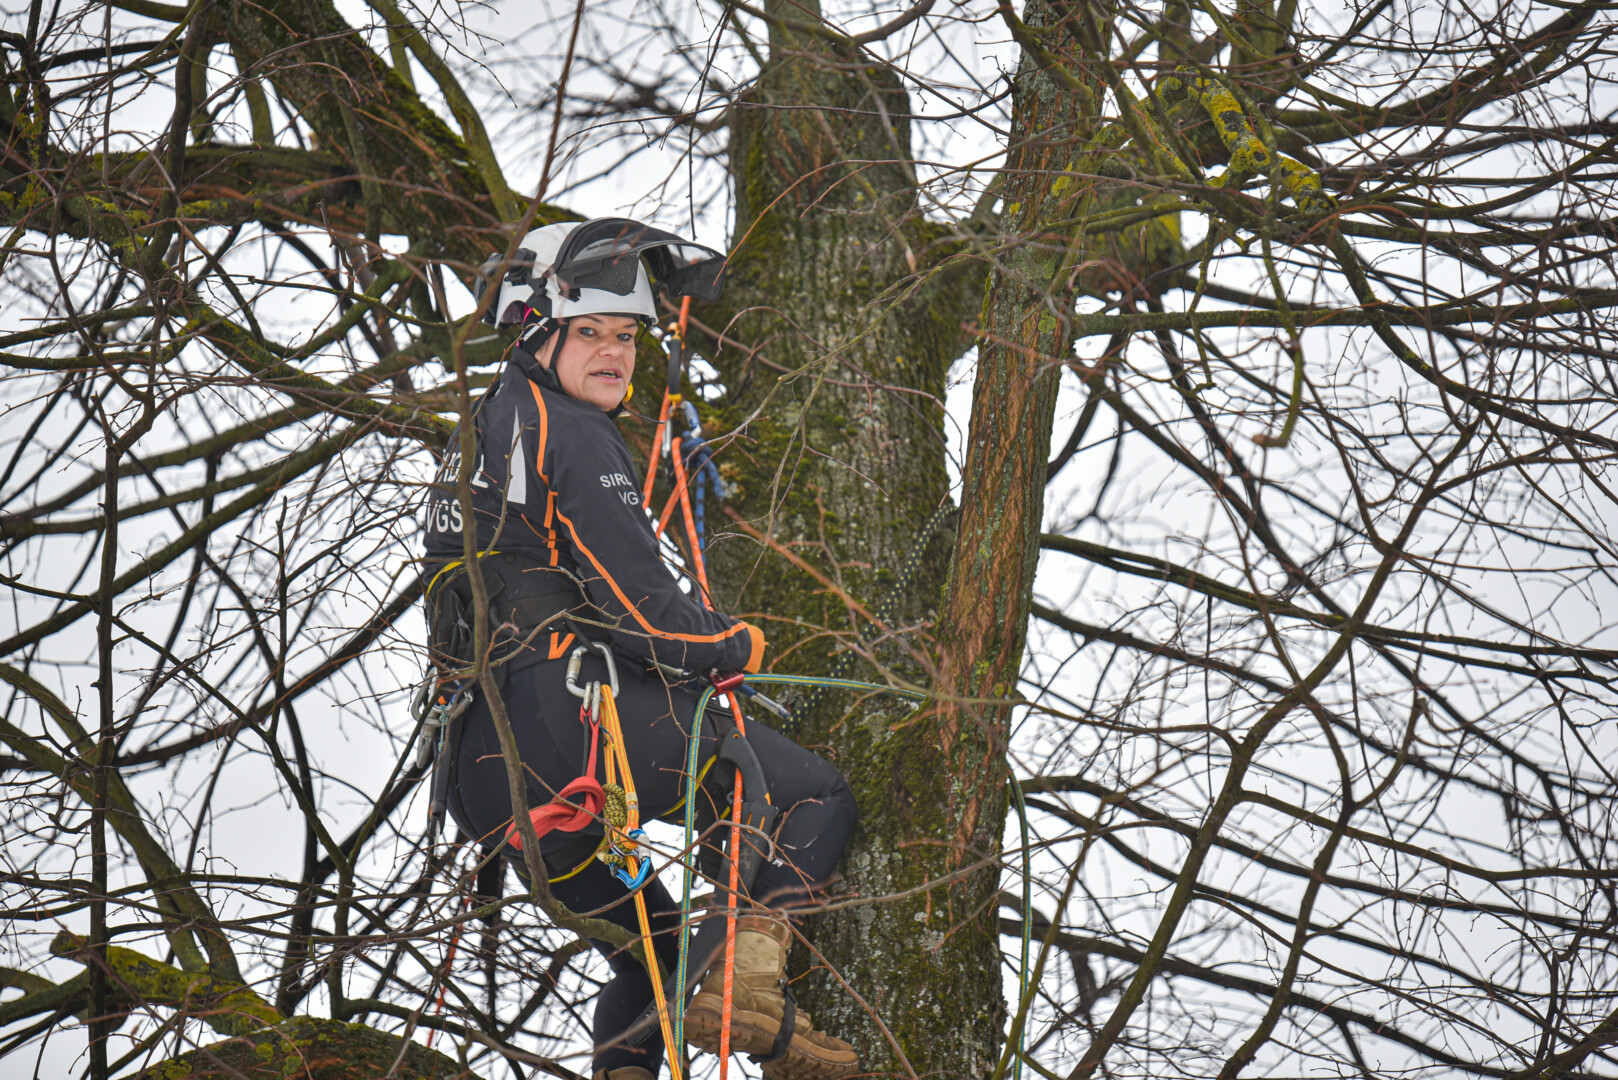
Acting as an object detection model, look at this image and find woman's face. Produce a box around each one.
[538,314,640,411]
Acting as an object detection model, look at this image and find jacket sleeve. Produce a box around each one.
[530,383,765,673]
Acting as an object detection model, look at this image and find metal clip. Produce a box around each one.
[565,648,586,699]
[610,829,652,890]
[566,642,619,699]
[413,683,471,769]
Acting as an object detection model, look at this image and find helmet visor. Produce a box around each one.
[552,218,725,304]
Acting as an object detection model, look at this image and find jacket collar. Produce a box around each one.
[512,340,563,395]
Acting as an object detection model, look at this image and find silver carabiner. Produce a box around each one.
[565,641,617,704]
[583,639,619,698]
[565,647,587,700]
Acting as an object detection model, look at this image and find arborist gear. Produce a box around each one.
[419,551,588,840]
[511,640,685,1080]
[677,400,726,554]
[422,346,764,675]
[424,551,586,670]
[424,216,878,1080]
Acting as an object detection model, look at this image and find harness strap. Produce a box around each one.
[751,982,797,1066]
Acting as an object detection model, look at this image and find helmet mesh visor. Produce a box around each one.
[573,255,640,295]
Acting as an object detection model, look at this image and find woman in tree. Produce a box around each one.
[422,219,860,1080]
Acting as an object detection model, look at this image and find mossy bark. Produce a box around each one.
[139,1016,476,1080]
[921,13,1094,1051]
[218,0,509,264]
[41,936,477,1080]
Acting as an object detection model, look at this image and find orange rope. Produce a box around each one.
[642,296,693,505]
[637,305,750,1078]
[670,439,711,600]
[426,888,473,1048]
[653,438,687,540]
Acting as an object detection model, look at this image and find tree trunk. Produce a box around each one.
[695,4,997,1076]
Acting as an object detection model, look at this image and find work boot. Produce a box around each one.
[684,914,859,1080]
[594,1068,654,1080]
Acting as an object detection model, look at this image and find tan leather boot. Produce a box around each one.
[684,914,859,1080]
[594,1068,654,1080]
[598,1062,653,1080]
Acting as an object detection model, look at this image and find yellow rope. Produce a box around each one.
[601,686,682,1080]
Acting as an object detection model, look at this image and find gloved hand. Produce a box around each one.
[737,621,766,673]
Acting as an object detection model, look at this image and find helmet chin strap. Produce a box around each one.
[519,312,568,369]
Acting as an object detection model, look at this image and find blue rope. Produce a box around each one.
[672,674,1031,1080]
[678,401,726,554]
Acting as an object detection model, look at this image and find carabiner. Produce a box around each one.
[565,647,587,699]
[586,639,620,697]
[611,830,652,890]
[566,642,620,700]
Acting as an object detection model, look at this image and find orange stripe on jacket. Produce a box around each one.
[529,379,752,648]
[554,504,755,646]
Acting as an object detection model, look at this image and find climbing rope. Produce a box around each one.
[677,400,726,554]
[600,679,682,1078]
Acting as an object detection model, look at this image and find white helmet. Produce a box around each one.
[474,218,725,329]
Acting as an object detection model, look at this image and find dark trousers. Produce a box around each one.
[448,647,855,1075]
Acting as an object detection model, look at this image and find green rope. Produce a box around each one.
[672,673,1032,1080]
[673,682,715,1065]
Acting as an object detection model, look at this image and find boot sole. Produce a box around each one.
[685,1000,859,1080]
[684,997,778,1057]
[761,1044,860,1080]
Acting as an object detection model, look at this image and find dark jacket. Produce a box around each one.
[423,346,763,673]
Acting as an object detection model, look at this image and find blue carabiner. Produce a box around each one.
[610,828,651,890]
